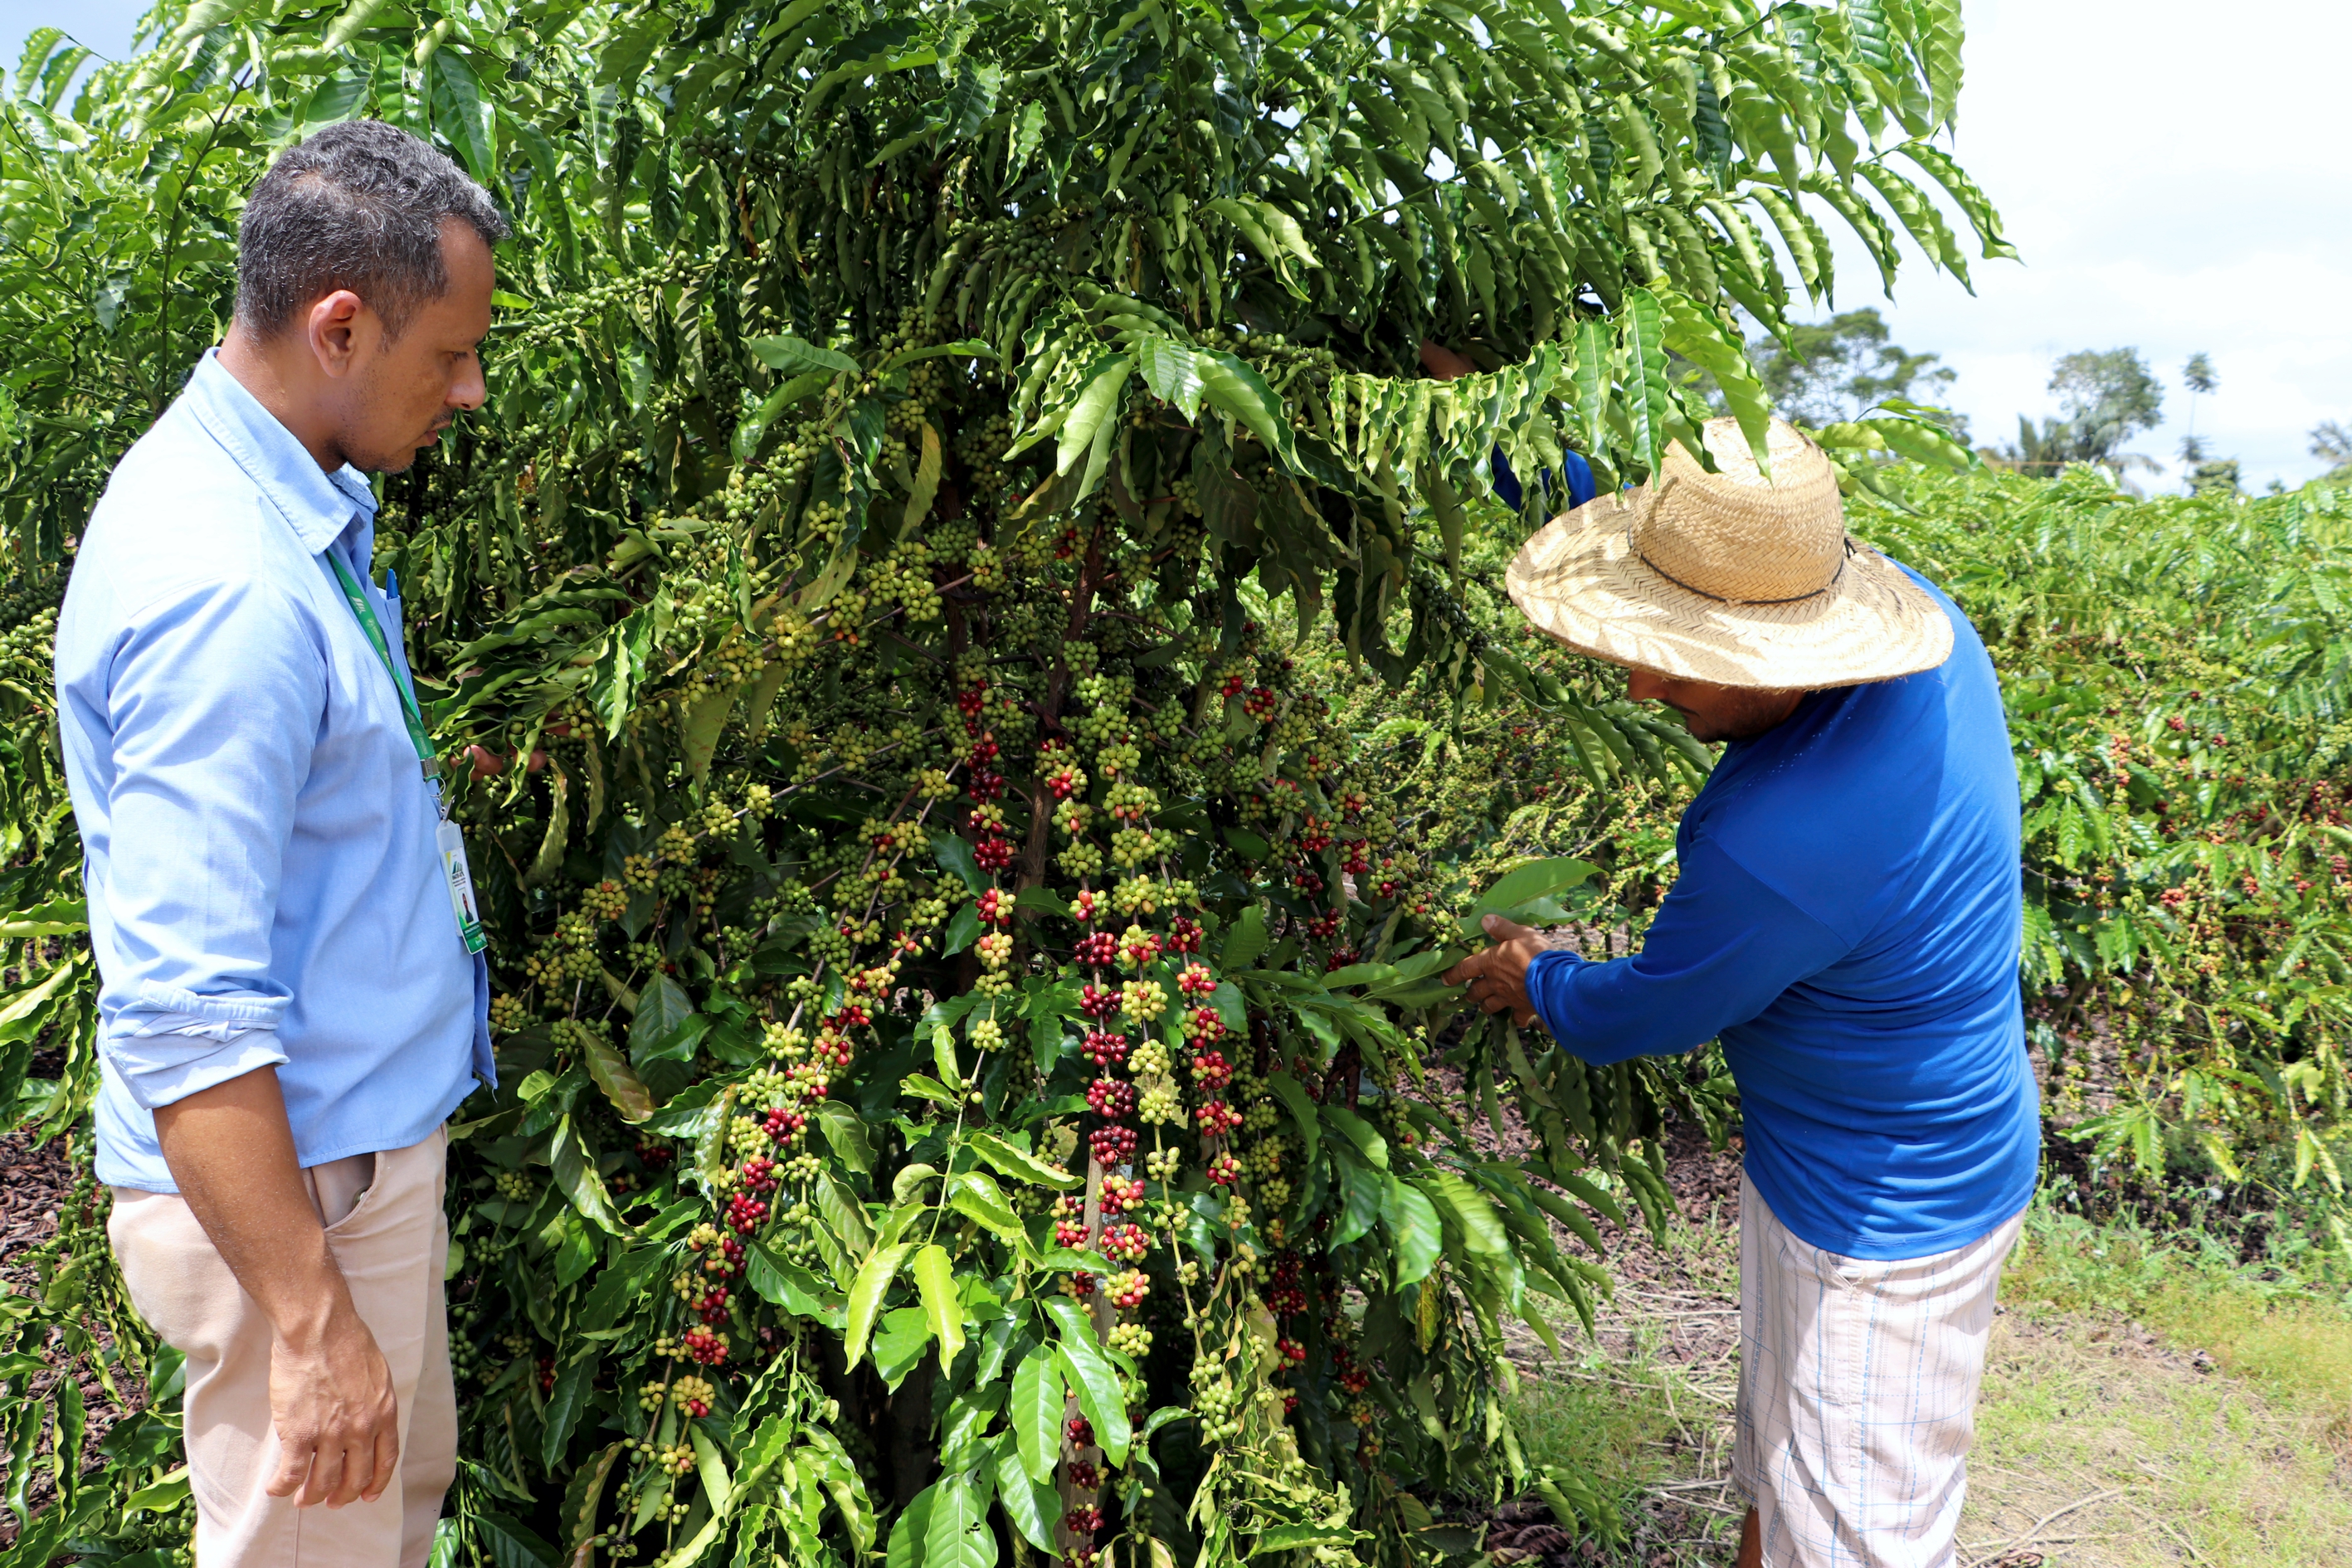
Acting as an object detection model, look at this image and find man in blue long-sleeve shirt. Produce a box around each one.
[56,123,504,1566]
[1448,416,2038,1568]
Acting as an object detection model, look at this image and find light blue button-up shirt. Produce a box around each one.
[56,350,491,1193]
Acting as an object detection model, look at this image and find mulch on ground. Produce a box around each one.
[0,1127,134,1551]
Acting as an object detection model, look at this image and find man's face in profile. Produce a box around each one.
[338,219,494,475]
[1627,667,1805,743]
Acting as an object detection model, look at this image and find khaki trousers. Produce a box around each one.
[110,1128,456,1568]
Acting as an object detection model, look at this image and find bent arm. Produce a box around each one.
[1527,837,1848,1064]
[106,573,400,1507]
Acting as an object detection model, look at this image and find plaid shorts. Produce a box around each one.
[1732,1171,2024,1568]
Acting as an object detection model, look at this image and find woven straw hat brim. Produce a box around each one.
[1504,487,1955,690]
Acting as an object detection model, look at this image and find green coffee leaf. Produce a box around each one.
[1053,355,1133,480]
[932,832,985,893]
[1619,285,1675,479]
[992,1433,1064,1551]
[1045,1299,1132,1464]
[1417,1170,1512,1259]
[1382,1174,1444,1286]
[746,1242,848,1328]
[1322,1105,1389,1170]
[583,1033,655,1123]
[628,976,700,1068]
[923,1474,997,1568]
[912,1244,964,1371]
[1220,905,1270,971]
[550,1118,623,1235]
[1462,859,1597,937]
[1266,1073,1320,1162]
[947,1171,1025,1239]
[844,1241,915,1367]
[1010,1345,1065,1482]
[816,1103,875,1171]
[967,1131,1079,1190]
[747,334,858,377]
[540,1349,601,1469]
[473,1512,560,1568]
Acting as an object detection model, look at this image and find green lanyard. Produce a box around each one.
[324,550,441,785]
[324,549,488,955]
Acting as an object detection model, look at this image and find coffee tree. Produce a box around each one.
[0,2,1991,1563]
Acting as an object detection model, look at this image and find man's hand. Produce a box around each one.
[153,1069,401,1508]
[1443,914,1546,1027]
[1419,338,1475,382]
[265,1301,401,1507]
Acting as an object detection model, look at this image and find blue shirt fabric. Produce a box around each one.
[1489,447,1596,514]
[1525,570,2038,1260]
[56,349,491,1193]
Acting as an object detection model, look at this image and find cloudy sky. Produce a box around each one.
[1827,0,2352,492]
[7,1,2347,489]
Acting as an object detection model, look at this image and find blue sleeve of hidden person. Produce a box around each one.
[1489,446,1599,514]
[1520,835,1850,1065]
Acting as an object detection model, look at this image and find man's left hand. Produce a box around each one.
[1444,914,1545,1027]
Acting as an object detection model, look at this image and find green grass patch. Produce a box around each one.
[1505,1191,2352,1563]
[2003,1193,2352,1432]
[1510,1357,1683,1493]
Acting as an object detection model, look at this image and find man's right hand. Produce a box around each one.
[1443,913,1546,1027]
[266,1304,401,1507]
[153,1068,402,1507]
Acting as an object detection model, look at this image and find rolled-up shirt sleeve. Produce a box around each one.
[1525,836,1851,1065]
[95,576,321,1108]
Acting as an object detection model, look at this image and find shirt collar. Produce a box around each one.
[182,348,379,556]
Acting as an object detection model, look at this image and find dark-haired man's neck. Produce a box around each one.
[218,314,356,475]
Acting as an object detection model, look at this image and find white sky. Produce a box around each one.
[7,0,2349,489]
[1801,0,2352,492]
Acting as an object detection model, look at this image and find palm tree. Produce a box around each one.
[2182,352,2217,450]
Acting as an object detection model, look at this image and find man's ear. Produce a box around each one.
[304,289,371,380]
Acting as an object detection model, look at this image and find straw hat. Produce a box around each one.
[1503,416,1953,689]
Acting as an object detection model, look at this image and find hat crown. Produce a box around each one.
[1629,418,1847,605]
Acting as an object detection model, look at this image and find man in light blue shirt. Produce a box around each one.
[55,120,504,1567]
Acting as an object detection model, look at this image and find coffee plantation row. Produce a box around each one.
[0,2,2041,1566]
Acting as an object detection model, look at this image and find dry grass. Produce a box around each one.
[1958,1309,2352,1566]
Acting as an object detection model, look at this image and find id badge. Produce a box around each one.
[437,818,489,955]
